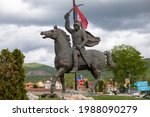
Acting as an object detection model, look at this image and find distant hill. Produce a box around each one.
[23,63,56,83]
[23,62,113,83]
[24,63,56,75]
[24,58,150,83]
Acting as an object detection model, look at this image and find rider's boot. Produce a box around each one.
[70,52,78,73]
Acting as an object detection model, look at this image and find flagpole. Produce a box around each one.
[73,0,77,23]
[73,0,78,91]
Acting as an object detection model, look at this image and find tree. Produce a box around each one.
[64,73,75,89]
[0,49,28,99]
[96,80,104,92]
[84,80,89,88]
[111,44,147,85]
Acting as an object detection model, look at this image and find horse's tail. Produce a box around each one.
[103,51,116,68]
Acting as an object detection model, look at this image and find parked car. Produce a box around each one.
[143,94,150,99]
[130,89,140,97]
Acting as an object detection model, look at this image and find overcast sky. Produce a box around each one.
[0,0,150,66]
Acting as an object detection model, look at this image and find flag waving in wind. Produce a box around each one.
[73,0,88,29]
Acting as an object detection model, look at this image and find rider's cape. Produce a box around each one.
[85,31,101,47]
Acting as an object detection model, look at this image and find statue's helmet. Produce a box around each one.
[74,21,81,27]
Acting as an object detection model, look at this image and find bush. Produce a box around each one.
[33,84,38,88]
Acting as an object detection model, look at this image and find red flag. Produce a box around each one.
[75,5,88,29]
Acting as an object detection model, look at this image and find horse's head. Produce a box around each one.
[41,25,71,48]
[40,25,59,40]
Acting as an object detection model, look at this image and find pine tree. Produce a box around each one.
[0,49,28,99]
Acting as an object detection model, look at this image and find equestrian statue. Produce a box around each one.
[40,6,115,94]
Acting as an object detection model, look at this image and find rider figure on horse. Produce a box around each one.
[64,12,92,73]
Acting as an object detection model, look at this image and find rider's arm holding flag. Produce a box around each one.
[64,13,74,33]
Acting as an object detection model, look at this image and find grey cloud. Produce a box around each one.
[84,0,150,31]
[0,25,54,53]
[24,0,71,9]
[0,0,70,27]
[1,0,150,32]
[0,0,150,66]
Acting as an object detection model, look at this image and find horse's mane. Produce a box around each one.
[58,28,71,47]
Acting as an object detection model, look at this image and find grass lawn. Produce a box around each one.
[93,95,144,100]
[39,97,60,100]
[38,93,148,100]
[39,95,144,100]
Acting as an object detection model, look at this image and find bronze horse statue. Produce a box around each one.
[41,26,115,93]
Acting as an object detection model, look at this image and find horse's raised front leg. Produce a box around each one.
[51,67,65,94]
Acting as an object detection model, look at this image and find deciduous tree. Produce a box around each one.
[111,44,147,85]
